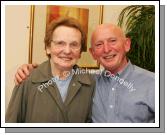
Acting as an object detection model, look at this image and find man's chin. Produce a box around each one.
[101,61,115,68]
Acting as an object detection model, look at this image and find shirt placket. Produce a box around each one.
[107,78,118,122]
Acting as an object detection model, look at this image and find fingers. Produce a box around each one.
[14,63,38,85]
[28,63,38,71]
[27,64,34,73]
[21,64,30,76]
[32,63,38,68]
[14,64,31,85]
[14,72,25,85]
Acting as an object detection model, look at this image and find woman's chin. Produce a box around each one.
[58,64,74,71]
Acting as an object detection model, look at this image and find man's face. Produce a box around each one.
[90,24,131,74]
[46,26,81,70]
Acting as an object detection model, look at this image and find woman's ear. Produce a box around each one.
[46,47,51,55]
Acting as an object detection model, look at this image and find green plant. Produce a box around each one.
[118,5,155,72]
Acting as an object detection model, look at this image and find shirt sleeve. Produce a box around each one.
[145,78,155,123]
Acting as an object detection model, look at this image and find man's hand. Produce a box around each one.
[14,63,38,85]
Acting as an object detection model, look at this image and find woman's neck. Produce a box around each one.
[50,59,72,80]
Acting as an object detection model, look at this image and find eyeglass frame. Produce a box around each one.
[51,40,82,51]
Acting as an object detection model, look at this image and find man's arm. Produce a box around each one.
[14,63,38,85]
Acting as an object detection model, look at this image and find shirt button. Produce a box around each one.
[112,88,115,91]
[109,105,113,109]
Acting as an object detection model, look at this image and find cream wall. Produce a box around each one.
[103,5,127,32]
[5,6,30,111]
[5,5,128,111]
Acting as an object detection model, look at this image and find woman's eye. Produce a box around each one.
[71,43,77,47]
[57,41,65,45]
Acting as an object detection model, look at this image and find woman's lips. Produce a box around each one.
[59,56,72,61]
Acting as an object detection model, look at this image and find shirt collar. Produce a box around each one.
[102,60,133,80]
[117,60,134,80]
[53,71,73,82]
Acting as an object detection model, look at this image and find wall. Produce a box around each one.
[5,6,30,111]
[103,5,127,31]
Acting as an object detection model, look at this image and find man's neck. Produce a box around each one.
[108,58,129,75]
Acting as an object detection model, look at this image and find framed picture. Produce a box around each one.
[29,5,103,68]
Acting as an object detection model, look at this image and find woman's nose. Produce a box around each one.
[64,44,72,54]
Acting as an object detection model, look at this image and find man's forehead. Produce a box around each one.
[93,23,125,37]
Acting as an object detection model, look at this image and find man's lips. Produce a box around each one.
[103,54,117,60]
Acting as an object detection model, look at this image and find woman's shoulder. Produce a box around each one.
[28,60,52,83]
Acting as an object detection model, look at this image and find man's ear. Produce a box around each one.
[124,38,131,53]
[89,48,97,60]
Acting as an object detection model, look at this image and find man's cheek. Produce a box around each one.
[95,51,103,57]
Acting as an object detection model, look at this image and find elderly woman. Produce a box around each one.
[6,17,95,123]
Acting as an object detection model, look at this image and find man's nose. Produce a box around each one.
[103,41,111,53]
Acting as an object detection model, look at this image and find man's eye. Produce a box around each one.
[95,43,102,47]
[108,39,117,45]
[108,39,116,42]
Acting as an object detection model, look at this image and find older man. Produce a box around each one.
[13,23,155,123]
[89,24,155,123]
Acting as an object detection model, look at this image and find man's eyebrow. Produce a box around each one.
[98,37,117,41]
[71,41,79,43]
[107,37,117,39]
[95,40,103,44]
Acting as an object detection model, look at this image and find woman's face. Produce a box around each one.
[46,26,82,71]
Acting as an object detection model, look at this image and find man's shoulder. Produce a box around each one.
[132,64,155,81]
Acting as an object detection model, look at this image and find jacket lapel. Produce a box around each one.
[31,60,66,117]
[46,84,65,110]
[64,74,92,106]
[64,75,81,106]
